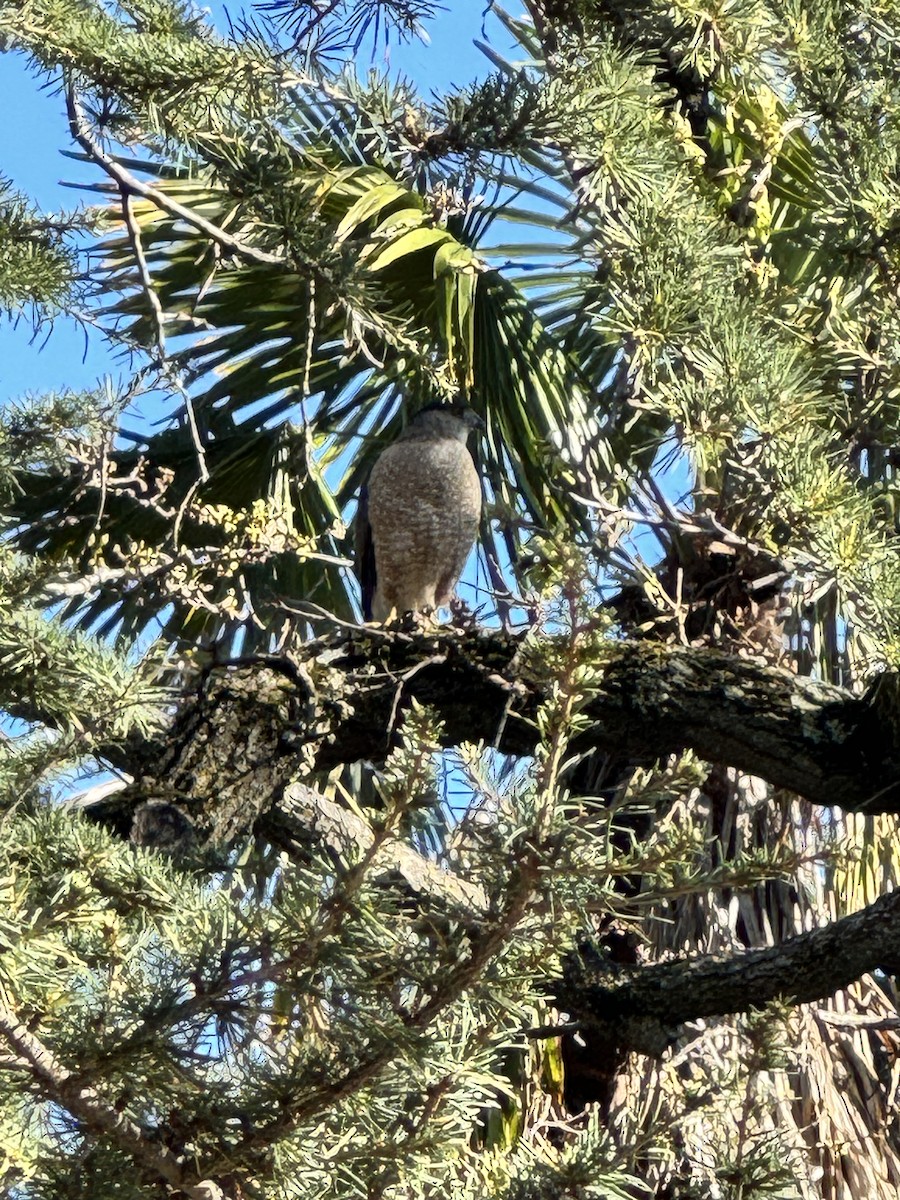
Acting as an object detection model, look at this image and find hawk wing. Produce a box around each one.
[354,483,377,621]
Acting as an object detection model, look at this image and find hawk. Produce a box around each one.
[355,402,482,622]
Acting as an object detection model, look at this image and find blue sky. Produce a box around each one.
[0,1,522,403]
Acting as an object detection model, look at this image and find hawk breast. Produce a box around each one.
[364,435,481,620]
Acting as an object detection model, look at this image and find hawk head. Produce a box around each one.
[402,399,483,443]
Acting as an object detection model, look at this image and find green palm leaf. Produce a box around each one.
[8,147,624,645]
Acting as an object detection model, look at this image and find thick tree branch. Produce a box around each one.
[554,886,900,1056]
[259,781,488,912]
[84,773,487,915]
[246,629,895,814]
[113,629,900,833]
[267,631,900,811]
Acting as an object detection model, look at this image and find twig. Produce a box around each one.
[302,276,316,404]
[386,653,448,743]
[169,371,210,486]
[277,599,412,638]
[91,431,112,543]
[815,1012,900,1032]
[172,476,204,549]
[526,1021,583,1038]
[65,80,284,269]
[482,547,518,630]
[288,0,343,49]
[68,83,218,497]
[121,188,167,363]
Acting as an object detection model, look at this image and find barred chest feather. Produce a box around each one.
[366,435,481,619]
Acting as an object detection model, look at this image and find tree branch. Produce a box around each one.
[65,80,284,269]
[82,628,900,1064]
[112,630,900,832]
[259,781,488,912]
[553,886,900,1056]
[292,629,900,814]
[84,772,487,915]
[0,1003,186,1189]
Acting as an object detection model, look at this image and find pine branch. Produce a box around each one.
[65,80,285,269]
[0,1003,187,1189]
[234,830,543,1157]
[0,606,163,745]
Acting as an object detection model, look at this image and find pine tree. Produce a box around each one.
[4,0,900,1197]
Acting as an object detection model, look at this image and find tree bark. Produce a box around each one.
[119,628,900,818]
[553,888,900,1055]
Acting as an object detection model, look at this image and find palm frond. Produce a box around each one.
[8,145,632,643]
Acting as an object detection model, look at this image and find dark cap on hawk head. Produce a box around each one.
[355,401,482,622]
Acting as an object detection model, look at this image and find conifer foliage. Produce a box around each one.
[4,0,900,1196]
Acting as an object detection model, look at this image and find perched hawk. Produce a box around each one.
[355,402,482,622]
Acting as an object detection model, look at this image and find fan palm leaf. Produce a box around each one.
[8,140,628,645]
